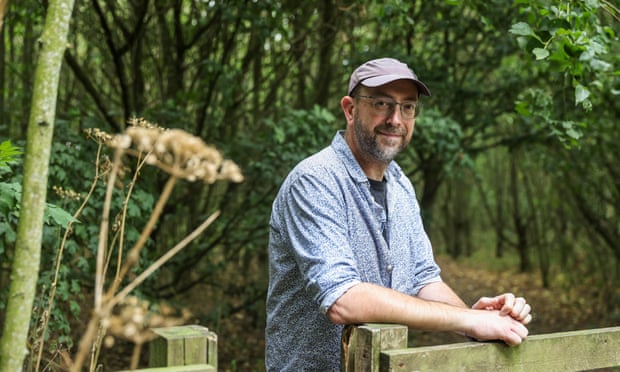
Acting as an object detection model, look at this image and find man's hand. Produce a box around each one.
[472,293,532,325]
[465,309,529,346]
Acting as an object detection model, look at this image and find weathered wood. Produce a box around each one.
[381,326,620,372]
[204,326,218,370]
[341,324,408,372]
[148,325,216,368]
[119,363,215,372]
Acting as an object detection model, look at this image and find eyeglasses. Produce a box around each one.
[355,95,418,120]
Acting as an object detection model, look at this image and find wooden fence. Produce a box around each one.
[341,323,620,371]
[123,325,217,372]
[126,323,620,371]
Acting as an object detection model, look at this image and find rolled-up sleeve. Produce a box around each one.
[282,172,362,312]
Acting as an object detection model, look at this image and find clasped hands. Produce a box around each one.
[466,293,532,346]
[472,293,532,325]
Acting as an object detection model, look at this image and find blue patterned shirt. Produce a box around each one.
[265,131,442,371]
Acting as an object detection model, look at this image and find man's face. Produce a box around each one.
[350,80,418,164]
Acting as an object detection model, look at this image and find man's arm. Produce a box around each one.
[418,281,532,324]
[326,282,529,346]
[417,281,468,308]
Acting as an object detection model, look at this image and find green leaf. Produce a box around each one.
[589,58,611,72]
[515,101,531,116]
[533,48,550,60]
[510,22,535,37]
[0,182,21,215]
[0,221,16,248]
[0,140,23,168]
[566,127,582,140]
[575,83,590,105]
[44,203,78,228]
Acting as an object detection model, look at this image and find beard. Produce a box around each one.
[353,114,409,164]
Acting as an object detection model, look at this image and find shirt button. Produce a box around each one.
[387,264,393,272]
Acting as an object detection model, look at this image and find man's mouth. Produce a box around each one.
[376,127,404,138]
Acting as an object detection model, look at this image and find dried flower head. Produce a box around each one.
[107,119,244,184]
[127,117,164,130]
[84,128,114,145]
[102,296,193,346]
[52,185,82,201]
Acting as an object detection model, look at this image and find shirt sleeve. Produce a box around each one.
[281,172,362,313]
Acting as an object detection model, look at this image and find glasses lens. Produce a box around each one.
[358,96,417,119]
[401,102,417,118]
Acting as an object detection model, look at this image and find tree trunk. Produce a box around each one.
[19,6,34,135]
[509,154,530,272]
[0,3,5,129]
[0,0,8,32]
[0,0,75,370]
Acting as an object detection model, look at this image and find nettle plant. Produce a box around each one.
[0,141,75,243]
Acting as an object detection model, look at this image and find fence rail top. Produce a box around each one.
[381,326,620,372]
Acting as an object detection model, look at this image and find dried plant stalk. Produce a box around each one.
[67,121,243,371]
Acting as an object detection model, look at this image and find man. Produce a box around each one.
[265,57,532,371]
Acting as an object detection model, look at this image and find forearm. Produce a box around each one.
[327,282,530,346]
[417,281,468,308]
[327,282,474,334]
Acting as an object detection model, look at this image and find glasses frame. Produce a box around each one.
[355,95,419,120]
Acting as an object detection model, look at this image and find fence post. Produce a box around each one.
[148,325,217,369]
[341,323,408,372]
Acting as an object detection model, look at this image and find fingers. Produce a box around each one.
[514,300,531,323]
[503,296,532,323]
[468,310,529,346]
[473,293,533,325]
[499,293,515,315]
[505,323,529,346]
[471,296,494,310]
[503,331,523,346]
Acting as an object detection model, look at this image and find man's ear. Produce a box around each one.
[341,96,355,123]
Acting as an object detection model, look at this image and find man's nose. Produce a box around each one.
[386,105,404,125]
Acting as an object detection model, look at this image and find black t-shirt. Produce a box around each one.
[368,178,388,241]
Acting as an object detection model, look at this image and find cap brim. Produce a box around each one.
[362,75,431,96]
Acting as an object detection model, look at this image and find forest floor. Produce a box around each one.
[97,254,619,371]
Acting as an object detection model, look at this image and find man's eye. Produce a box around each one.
[403,103,416,111]
[374,100,391,109]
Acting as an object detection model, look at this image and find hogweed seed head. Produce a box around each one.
[84,128,114,144]
[52,185,82,201]
[106,119,244,183]
[103,296,193,347]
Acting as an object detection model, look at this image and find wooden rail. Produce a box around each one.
[341,324,620,371]
[121,323,620,371]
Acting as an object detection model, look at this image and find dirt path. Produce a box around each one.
[410,255,615,346]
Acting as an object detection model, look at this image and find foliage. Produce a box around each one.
[0,140,22,169]
[0,181,76,227]
[0,141,77,229]
[0,143,77,352]
[510,0,619,143]
[265,105,338,164]
[407,108,467,179]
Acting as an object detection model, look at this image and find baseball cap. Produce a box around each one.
[347,58,431,97]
